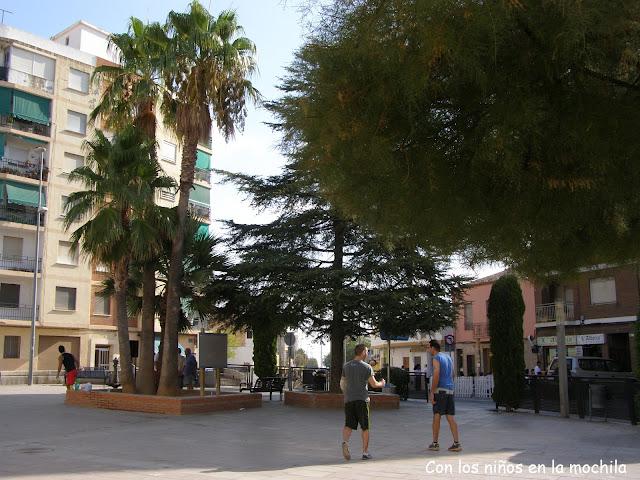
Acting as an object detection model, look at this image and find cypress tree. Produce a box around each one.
[487,275,526,410]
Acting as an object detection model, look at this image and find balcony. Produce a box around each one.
[0,114,50,137]
[188,201,210,220]
[0,67,54,95]
[0,254,41,272]
[473,323,489,339]
[194,167,211,185]
[0,303,38,321]
[0,157,48,181]
[0,204,45,226]
[535,302,575,323]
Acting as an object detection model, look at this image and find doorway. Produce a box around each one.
[607,333,631,371]
[466,354,475,376]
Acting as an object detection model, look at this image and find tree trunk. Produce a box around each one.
[329,217,346,393]
[137,262,156,394]
[114,258,135,393]
[157,135,198,396]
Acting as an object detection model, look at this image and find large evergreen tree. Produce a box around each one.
[272,0,640,277]
[487,275,526,410]
[218,167,466,392]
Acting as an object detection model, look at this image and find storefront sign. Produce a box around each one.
[537,334,605,347]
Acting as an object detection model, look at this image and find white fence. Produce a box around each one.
[454,375,494,399]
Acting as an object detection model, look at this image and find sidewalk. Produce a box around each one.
[0,385,638,479]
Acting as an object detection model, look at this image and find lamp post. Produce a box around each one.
[27,146,46,386]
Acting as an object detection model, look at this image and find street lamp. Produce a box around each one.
[27,146,46,386]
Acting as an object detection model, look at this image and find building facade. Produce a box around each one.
[454,271,538,376]
[0,21,212,375]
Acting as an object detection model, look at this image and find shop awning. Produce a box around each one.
[0,133,5,158]
[12,90,51,125]
[0,87,11,116]
[190,184,210,205]
[5,181,46,207]
[196,149,211,170]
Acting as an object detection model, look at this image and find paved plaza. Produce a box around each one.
[0,385,639,479]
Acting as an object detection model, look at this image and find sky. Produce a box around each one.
[4,0,502,364]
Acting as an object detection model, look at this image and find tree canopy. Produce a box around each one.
[272,0,640,277]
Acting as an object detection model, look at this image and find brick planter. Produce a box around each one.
[65,390,261,415]
[284,391,399,409]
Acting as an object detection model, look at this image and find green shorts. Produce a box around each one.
[344,400,370,430]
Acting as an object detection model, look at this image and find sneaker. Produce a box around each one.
[362,453,372,460]
[448,441,462,452]
[428,442,440,451]
[342,442,351,460]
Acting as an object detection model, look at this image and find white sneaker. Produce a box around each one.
[362,452,372,460]
[342,442,351,460]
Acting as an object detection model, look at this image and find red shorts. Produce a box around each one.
[65,369,77,386]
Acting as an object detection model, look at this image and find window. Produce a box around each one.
[68,68,89,93]
[66,110,87,135]
[160,141,177,163]
[94,345,110,369]
[60,195,69,217]
[589,277,616,305]
[94,294,111,316]
[463,303,473,330]
[10,46,55,81]
[55,286,76,311]
[65,37,69,46]
[62,153,84,173]
[3,336,20,358]
[57,241,78,266]
[0,283,20,307]
[2,236,23,259]
[160,188,175,202]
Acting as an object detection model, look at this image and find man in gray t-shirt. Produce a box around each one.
[340,344,386,461]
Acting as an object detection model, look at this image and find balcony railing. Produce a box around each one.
[0,157,49,181]
[0,204,45,226]
[194,167,211,185]
[535,302,575,323]
[473,323,489,338]
[0,114,51,137]
[0,303,38,321]
[0,66,54,94]
[0,254,41,272]
[188,201,210,220]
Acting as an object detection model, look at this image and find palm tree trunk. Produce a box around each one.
[114,258,135,393]
[137,262,156,394]
[157,135,198,396]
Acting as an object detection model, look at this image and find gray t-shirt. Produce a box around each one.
[342,360,374,403]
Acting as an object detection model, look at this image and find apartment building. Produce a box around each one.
[0,21,212,375]
[454,271,538,376]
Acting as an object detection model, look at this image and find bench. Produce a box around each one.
[239,376,286,400]
[73,368,116,388]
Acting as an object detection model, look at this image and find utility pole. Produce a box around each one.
[556,296,569,418]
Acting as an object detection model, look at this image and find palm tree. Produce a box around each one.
[64,127,175,393]
[91,18,171,394]
[156,1,259,396]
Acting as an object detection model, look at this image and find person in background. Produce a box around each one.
[177,348,185,389]
[340,344,386,461]
[56,345,79,391]
[428,340,461,452]
[183,348,198,390]
[534,361,542,376]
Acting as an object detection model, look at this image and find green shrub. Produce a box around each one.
[376,367,409,399]
[252,328,277,379]
[488,275,526,410]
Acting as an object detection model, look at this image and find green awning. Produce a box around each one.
[196,224,209,237]
[191,184,210,205]
[196,149,211,170]
[0,133,5,158]
[5,181,46,207]
[12,91,51,126]
[16,134,47,145]
[0,87,11,115]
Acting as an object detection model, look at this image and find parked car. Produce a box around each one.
[547,356,635,378]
